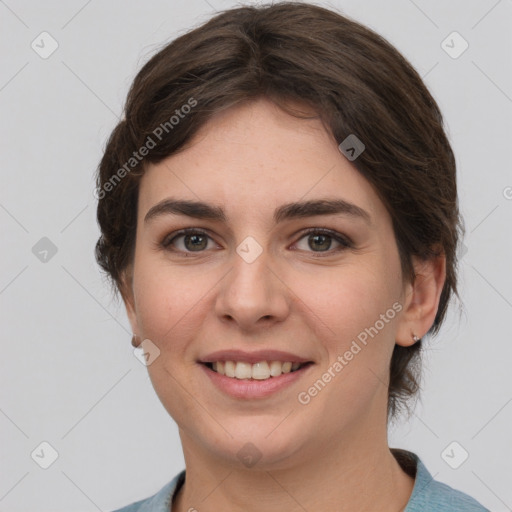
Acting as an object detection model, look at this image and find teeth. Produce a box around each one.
[235,362,252,379]
[210,360,305,380]
[252,361,270,380]
[269,361,283,377]
[224,361,235,377]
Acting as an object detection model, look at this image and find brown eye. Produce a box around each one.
[294,228,352,255]
[307,233,332,252]
[182,233,208,251]
[162,229,214,253]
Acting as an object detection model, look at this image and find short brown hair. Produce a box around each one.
[95,1,463,417]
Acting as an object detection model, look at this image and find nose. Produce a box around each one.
[214,247,290,332]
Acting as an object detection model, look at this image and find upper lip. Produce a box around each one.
[198,349,313,364]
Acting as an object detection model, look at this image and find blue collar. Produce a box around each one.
[113,450,488,511]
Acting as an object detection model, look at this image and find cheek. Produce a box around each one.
[132,261,202,348]
[303,257,403,412]
[307,263,398,339]
[301,265,401,408]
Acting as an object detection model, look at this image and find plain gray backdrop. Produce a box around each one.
[1,0,511,510]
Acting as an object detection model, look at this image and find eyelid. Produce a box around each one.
[297,226,352,243]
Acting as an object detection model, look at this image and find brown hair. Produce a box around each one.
[95,1,463,418]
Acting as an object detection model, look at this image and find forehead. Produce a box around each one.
[138,98,385,225]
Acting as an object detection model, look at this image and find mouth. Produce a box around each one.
[202,360,313,380]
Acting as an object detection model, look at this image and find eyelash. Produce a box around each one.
[160,227,353,257]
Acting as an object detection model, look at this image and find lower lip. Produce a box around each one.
[200,363,312,399]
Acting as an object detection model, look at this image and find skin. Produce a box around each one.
[122,98,446,512]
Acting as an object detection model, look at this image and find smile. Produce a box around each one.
[200,360,314,399]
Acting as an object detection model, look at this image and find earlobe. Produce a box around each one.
[395,251,446,347]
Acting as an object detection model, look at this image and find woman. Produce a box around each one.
[96,2,489,511]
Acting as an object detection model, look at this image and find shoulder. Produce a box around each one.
[110,471,185,512]
[411,477,489,511]
[402,452,489,512]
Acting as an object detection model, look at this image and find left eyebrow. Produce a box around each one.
[274,198,372,225]
[144,198,372,226]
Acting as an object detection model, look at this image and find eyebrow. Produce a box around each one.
[144,198,372,226]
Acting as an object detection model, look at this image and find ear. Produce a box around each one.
[395,250,446,347]
[119,265,140,338]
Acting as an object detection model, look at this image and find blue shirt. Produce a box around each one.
[112,451,489,511]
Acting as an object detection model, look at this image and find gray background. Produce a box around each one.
[1,0,511,510]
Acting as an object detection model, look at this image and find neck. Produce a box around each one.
[173,423,414,512]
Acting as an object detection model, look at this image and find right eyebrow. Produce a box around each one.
[144,199,226,224]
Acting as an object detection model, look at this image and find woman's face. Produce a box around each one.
[124,98,413,468]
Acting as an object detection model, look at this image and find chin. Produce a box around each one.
[195,417,315,471]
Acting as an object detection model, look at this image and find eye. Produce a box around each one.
[160,227,352,257]
[293,228,352,255]
[161,228,217,254]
